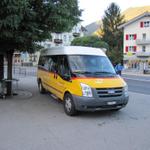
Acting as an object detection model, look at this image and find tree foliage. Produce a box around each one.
[101,3,125,64]
[0,0,82,53]
[71,36,109,50]
[0,0,81,95]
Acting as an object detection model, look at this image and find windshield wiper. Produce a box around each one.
[73,71,92,74]
[93,71,116,75]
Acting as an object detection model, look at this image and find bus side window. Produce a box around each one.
[44,57,50,70]
[58,56,71,79]
[63,57,70,76]
[48,57,53,71]
[38,56,50,71]
[49,56,58,73]
[38,56,45,67]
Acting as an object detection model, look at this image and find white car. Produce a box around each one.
[144,67,150,74]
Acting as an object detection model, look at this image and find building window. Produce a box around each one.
[129,35,134,40]
[141,21,150,28]
[63,35,67,42]
[142,33,146,40]
[126,46,136,53]
[47,44,51,48]
[129,46,133,52]
[69,35,72,42]
[144,21,150,27]
[129,34,133,40]
[142,46,146,52]
[126,34,137,40]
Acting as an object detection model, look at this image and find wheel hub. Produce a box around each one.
[65,97,72,112]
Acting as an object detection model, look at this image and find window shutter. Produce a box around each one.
[140,22,143,28]
[134,46,137,52]
[126,34,128,40]
[134,34,137,40]
[125,46,128,52]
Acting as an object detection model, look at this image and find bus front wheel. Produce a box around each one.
[64,93,77,116]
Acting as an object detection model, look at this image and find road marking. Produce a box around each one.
[123,77,150,82]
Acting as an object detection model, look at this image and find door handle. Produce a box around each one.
[54,72,58,79]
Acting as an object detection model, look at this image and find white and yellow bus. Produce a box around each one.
[37,46,129,116]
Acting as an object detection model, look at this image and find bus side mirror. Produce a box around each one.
[63,74,71,81]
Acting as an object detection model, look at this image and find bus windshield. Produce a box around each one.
[68,55,116,75]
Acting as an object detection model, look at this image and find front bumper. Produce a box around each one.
[72,94,129,111]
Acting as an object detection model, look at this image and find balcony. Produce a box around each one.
[54,39,63,44]
[73,32,80,37]
[136,39,150,45]
[136,51,150,57]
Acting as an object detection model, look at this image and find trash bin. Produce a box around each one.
[0,80,7,99]
[4,79,19,96]
[0,79,19,98]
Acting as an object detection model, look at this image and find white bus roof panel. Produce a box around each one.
[41,46,106,57]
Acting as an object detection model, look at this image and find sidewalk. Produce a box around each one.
[122,69,150,77]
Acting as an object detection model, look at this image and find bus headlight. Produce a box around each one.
[80,83,93,97]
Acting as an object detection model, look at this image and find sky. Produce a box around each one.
[78,0,150,26]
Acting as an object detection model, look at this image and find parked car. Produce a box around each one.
[143,67,150,74]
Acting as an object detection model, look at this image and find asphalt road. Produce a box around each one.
[7,66,150,95]
[0,76,150,150]
[123,74,150,95]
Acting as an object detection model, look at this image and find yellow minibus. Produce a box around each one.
[37,46,129,116]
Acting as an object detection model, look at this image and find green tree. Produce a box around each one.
[0,0,81,95]
[71,36,109,50]
[101,2,125,64]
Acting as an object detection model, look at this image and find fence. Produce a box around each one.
[4,65,37,77]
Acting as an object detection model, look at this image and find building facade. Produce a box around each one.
[13,51,40,66]
[40,23,85,49]
[13,23,85,66]
[120,12,150,70]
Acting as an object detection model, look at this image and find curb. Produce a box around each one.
[122,72,150,77]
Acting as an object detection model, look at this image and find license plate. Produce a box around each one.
[108,90,115,94]
[107,101,116,105]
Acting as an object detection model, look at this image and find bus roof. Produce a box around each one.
[40,46,106,57]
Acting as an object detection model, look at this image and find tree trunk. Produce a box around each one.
[7,52,13,96]
[0,55,4,80]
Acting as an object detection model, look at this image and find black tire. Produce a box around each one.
[64,93,77,116]
[38,80,46,94]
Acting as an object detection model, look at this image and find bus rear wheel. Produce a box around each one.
[38,80,46,94]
